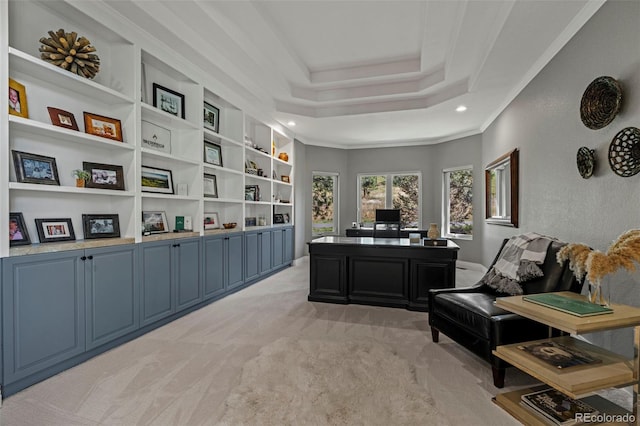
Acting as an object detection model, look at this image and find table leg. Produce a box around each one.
[634,326,639,424]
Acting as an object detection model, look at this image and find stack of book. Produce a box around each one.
[517,340,601,369]
[520,388,598,425]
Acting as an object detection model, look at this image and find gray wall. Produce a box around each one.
[298,134,483,263]
[300,144,350,255]
[481,0,640,356]
[296,1,639,290]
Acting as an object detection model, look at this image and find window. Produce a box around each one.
[443,166,473,239]
[312,172,339,236]
[357,173,421,228]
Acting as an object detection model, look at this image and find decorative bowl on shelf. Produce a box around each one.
[223,222,237,229]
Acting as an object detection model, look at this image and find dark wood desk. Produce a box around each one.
[308,237,459,311]
[345,228,432,238]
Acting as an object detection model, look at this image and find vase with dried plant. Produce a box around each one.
[557,229,640,307]
[72,169,90,187]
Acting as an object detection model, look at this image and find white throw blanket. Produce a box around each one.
[484,232,560,295]
[494,232,555,281]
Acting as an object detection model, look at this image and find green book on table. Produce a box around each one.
[523,293,613,317]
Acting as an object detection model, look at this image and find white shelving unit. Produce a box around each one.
[1,0,295,257]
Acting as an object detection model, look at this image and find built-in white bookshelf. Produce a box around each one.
[1,0,294,257]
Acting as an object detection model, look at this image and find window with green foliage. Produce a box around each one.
[358,173,421,228]
[312,172,338,236]
[443,167,473,239]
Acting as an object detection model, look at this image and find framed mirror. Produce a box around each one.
[485,148,519,227]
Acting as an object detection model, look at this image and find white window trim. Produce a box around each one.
[442,165,473,241]
[312,171,339,236]
[356,171,422,229]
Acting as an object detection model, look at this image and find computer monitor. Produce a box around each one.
[375,209,400,223]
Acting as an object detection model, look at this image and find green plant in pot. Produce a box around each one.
[72,169,91,187]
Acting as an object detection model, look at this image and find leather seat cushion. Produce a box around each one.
[433,292,512,340]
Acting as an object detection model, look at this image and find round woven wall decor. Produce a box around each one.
[576,147,595,179]
[608,127,640,177]
[580,76,622,130]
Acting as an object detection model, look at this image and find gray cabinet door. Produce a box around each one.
[203,235,225,299]
[244,232,260,282]
[226,234,244,289]
[260,230,272,274]
[284,227,294,264]
[140,240,174,326]
[2,250,86,383]
[271,229,284,269]
[175,237,202,311]
[85,245,139,350]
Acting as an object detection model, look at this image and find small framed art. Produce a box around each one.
[281,175,290,183]
[204,173,218,198]
[153,83,185,119]
[47,107,79,130]
[9,78,28,118]
[274,213,285,224]
[204,141,223,166]
[203,212,221,230]
[284,213,290,224]
[83,112,123,141]
[12,150,60,185]
[203,102,220,132]
[34,218,76,243]
[245,185,259,201]
[9,212,31,246]
[141,120,171,153]
[83,162,125,191]
[82,214,121,239]
[142,211,169,235]
[141,165,174,194]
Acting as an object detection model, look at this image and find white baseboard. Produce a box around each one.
[456,260,487,273]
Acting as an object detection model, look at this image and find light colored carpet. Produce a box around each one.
[218,337,444,426]
[0,257,527,425]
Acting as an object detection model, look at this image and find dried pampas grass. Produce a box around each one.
[557,230,640,286]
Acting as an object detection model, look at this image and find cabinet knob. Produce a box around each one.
[81,256,87,261]
[173,243,180,247]
[224,237,229,240]
[87,255,93,260]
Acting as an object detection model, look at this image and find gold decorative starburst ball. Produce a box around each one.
[39,29,100,79]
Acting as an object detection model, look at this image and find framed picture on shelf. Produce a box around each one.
[142,211,169,235]
[245,185,259,201]
[83,112,123,141]
[9,78,28,118]
[281,175,290,183]
[141,120,171,153]
[284,213,290,224]
[47,107,78,130]
[82,214,121,239]
[274,213,285,224]
[12,150,60,185]
[9,212,31,246]
[34,218,76,243]
[204,141,223,166]
[83,162,125,191]
[245,217,257,227]
[203,212,221,230]
[153,83,185,119]
[203,173,218,198]
[141,165,174,194]
[203,102,220,132]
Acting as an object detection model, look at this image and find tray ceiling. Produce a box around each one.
[103,0,604,148]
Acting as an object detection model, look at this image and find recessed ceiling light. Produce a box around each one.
[287,121,296,126]
[456,105,467,112]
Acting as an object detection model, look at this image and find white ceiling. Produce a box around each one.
[104,0,605,149]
